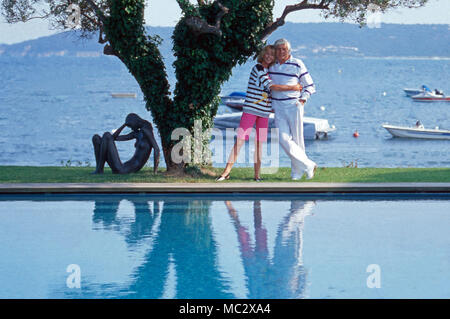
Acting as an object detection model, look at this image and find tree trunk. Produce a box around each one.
[162,142,187,173]
[100,0,275,172]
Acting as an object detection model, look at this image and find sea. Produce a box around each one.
[1,55,449,168]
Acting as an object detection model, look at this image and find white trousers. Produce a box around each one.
[272,100,316,178]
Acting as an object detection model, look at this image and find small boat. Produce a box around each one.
[214,112,336,140]
[382,124,450,140]
[220,91,246,110]
[411,90,450,102]
[403,85,431,97]
[111,93,137,98]
[404,88,424,97]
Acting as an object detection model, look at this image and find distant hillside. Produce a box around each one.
[0,23,449,59]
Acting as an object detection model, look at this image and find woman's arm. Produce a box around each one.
[254,65,302,92]
[112,124,127,140]
[270,83,302,92]
[115,132,136,142]
[142,127,160,173]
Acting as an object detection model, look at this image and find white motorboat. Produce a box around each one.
[411,90,450,102]
[220,92,246,110]
[382,124,450,140]
[214,112,336,140]
[404,88,423,96]
[403,85,430,97]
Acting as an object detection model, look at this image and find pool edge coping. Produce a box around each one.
[1,182,450,194]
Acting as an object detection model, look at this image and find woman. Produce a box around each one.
[92,113,160,174]
[216,45,302,181]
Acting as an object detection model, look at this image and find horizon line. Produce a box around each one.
[1,21,448,46]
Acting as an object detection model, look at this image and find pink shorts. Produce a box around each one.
[236,112,269,142]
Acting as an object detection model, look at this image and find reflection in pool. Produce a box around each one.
[0,194,449,299]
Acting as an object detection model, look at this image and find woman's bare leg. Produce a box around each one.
[254,140,263,180]
[219,138,245,178]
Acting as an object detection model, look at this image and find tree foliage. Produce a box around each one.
[1,0,428,170]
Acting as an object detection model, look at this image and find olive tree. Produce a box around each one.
[1,0,428,171]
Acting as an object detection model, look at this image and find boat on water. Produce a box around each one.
[220,92,246,110]
[214,112,336,140]
[404,88,424,97]
[382,124,450,140]
[111,93,137,98]
[403,85,431,97]
[411,90,450,102]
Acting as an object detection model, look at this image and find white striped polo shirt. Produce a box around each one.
[242,64,273,118]
[268,56,315,103]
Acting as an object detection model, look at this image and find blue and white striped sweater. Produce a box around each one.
[242,64,273,118]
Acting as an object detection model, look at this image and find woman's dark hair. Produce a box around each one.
[125,113,151,130]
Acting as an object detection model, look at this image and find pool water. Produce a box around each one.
[0,194,449,299]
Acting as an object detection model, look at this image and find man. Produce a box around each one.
[269,39,317,180]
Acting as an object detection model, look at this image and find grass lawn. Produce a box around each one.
[0,166,449,183]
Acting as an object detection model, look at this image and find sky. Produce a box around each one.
[1,0,449,44]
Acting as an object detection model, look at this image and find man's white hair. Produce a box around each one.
[274,38,291,52]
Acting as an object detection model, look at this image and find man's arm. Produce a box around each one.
[298,60,316,104]
[256,65,301,92]
[270,83,302,92]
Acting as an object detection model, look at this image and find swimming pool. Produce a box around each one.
[0,194,449,299]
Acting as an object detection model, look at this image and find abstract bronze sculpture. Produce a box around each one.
[92,113,160,174]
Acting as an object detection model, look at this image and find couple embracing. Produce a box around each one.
[216,38,317,182]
